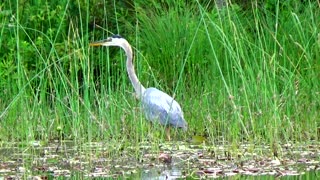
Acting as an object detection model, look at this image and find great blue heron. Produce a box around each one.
[90,35,188,140]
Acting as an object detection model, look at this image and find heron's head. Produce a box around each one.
[89,35,128,48]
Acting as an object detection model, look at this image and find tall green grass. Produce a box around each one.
[0,0,319,150]
[136,1,319,145]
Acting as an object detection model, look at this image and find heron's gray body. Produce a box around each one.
[142,87,187,130]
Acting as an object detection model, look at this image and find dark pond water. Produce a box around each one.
[0,140,319,179]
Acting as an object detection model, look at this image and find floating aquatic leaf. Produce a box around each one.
[158,153,172,164]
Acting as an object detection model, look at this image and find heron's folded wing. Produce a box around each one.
[142,88,184,126]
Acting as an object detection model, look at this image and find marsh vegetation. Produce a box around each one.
[0,0,319,178]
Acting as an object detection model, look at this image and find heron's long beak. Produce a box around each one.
[89,41,104,47]
[89,38,111,46]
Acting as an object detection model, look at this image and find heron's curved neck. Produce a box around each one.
[122,43,146,98]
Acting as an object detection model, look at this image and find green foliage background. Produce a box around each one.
[0,0,319,144]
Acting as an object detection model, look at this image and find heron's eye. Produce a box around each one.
[105,38,112,42]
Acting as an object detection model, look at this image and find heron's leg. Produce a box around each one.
[166,127,171,141]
